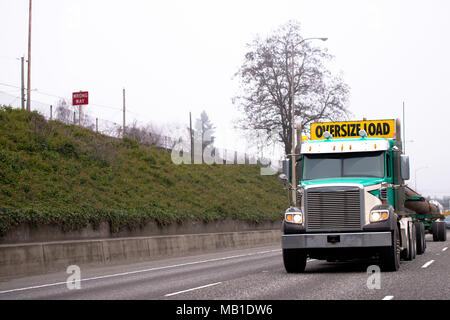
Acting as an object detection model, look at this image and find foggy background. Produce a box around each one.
[1,0,449,199]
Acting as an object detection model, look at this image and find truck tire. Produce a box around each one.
[411,223,417,259]
[424,225,427,250]
[437,221,447,241]
[432,221,439,241]
[432,221,447,242]
[414,222,425,255]
[283,249,307,273]
[380,224,400,272]
[440,222,448,241]
[404,222,416,261]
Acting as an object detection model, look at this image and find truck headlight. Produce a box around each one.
[285,211,303,224]
[370,209,389,223]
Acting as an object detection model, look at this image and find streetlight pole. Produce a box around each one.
[414,166,428,191]
[290,37,327,206]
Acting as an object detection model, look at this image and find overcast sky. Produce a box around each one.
[1,0,449,200]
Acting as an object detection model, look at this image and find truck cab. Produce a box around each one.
[281,119,420,272]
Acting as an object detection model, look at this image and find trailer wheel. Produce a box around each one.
[283,249,307,273]
[411,223,417,259]
[404,222,416,261]
[424,226,427,250]
[414,222,425,255]
[440,222,448,241]
[437,221,447,241]
[432,221,447,242]
[432,221,439,241]
[380,224,400,272]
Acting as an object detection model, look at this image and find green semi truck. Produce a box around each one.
[279,119,447,272]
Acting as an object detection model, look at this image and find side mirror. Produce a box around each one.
[278,173,289,186]
[400,155,410,180]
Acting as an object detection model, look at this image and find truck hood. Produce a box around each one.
[300,177,384,188]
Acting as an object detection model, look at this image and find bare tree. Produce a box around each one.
[55,98,72,124]
[234,20,350,155]
[163,121,190,149]
[195,110,216,153]
[124,120,169,147]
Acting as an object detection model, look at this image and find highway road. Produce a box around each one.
[0,231,448,300]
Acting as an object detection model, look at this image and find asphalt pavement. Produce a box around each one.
[0,231,448,300]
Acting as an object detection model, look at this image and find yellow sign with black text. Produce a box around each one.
[310,119,396,140]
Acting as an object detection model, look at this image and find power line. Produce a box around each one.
[0,81,152,119]
[0,55,20,61]
[0,82,21,89]
[0,88,21,94]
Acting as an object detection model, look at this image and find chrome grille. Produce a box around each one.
[306,187,362,231]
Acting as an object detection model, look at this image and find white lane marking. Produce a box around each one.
[382,295,394,300]
[421,260,435,269]
[442,247,448,252]
[0,249,281,295]
[0,281,70,295]
[164,282,222,297]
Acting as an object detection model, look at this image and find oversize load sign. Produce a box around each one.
[72,92,89,106]
[311,119,395,140]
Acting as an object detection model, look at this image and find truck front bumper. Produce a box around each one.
[282,232,392,249]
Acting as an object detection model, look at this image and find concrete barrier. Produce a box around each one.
[0,219,282,244]
[0,230,281,279]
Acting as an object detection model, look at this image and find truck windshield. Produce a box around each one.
[302,151,385,180]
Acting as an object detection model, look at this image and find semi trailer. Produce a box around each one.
[279,119,447,273]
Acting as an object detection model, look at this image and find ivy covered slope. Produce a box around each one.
[0,106,286,236]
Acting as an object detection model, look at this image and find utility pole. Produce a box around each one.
[122,88,126,137]
[26,0,32,111]
[189,111,193,163]
[50,105,52,120]
[403,101,406,154]
[21,56,25,110]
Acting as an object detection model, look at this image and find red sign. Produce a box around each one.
[72,91,89,106]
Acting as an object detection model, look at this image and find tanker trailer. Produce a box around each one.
[405,187,447,242]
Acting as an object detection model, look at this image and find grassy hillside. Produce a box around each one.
[0,106,287,236]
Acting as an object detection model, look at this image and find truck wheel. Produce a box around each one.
[432,221,439,241]
[401,222,416,261]
[380,224,400,272]
[414,222,425,255]
[411,223,416,259]
[283,249,307,273]
[404,222,416,261]
[422,222,426,251]
[432,221,447,241]
[437,221,447,241]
